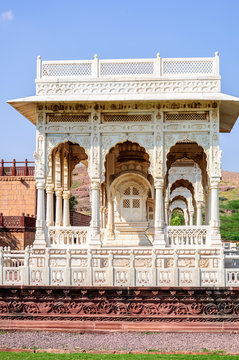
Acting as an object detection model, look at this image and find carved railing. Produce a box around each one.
[0,159,34,176]
[48,226,89,247]
[0,245,238,287]
[225,269,239,286]
[0,246,229,287]
[37,53,219,79]
[167,226,209,247]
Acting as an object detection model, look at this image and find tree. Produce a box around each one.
[170,209,185,226]
[69,195,78,211]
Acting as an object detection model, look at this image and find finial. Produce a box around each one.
[157,52,160,58]
[94,54,98,59]
[37,55,41,60]
[215,51,219,56]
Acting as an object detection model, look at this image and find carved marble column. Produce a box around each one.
[107,198,114,237]
[189,211,194,226]
[206,188,211,225]
[46,185,54,226]
[210,179,221,246]
[184,209,189,226]
[33,180,46,248]
[164,201,169,225]
[154,179,165,247]
[55,189,63,227]
[164,186,169,225]
[89,180,101,246]
[210,180,220,228]
[196,201,203,226]
[100,206,106,229]
[63,190,71,227]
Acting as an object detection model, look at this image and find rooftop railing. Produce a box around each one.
[0,159,34,176]
[36,53,220,80]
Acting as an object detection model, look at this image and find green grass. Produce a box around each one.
[219,194,239,241]
[0,353,238,360]
[71,180,82,189]
[220,187,239,202]
[219,182,239,242]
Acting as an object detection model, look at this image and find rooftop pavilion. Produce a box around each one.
[8,52,239,132]
[4,53,239,288]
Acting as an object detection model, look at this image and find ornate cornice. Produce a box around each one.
[36,78,220,96]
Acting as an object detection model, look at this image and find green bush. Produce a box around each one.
[170,209,185,226]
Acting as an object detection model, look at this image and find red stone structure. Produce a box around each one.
[0,213,36,249]
[0,160,36,249]
[0,286,238,332]
[0,159,36,217]
[70,211,91,226]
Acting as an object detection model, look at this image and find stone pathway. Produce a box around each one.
[0,331,239,353]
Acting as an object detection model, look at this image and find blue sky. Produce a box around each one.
[1,0,239,171]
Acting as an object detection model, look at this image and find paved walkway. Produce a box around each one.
[0,331,239,353]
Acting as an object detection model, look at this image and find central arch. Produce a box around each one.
[103,141,154,246]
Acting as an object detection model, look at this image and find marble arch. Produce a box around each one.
[101,136,155,180]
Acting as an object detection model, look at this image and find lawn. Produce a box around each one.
[1,352,239,360]
[220,198,239,241]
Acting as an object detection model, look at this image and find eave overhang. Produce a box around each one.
[7,92,239,133]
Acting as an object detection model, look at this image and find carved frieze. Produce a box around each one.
[36,79,220,96]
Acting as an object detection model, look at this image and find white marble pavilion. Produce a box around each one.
[5,53,239,287]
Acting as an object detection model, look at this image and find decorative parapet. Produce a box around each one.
[35,53,221,96]
[0,245,232,287]
[167,226,209,247]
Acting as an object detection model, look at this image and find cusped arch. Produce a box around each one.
[171,187,192,201]
[170,179,194,196]
[46,135,90,179]
[165,139,208,191]
[167,141,206,171]
[109,172,154,199]
[102,138,154,181]
[170,195,188,207]
[46,140,89,184]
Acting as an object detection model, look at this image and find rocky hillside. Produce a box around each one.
[71,164,91,215]
[220,171,239,241]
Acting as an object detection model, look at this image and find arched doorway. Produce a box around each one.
[103,141,154,246]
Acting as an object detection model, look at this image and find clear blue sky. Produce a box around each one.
[1,0,239,171]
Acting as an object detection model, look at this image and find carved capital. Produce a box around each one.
[63,190,71,200]
[210,178,220,189]
[55,189,63,197]
[36,180,45,190]
[91,180,101,190]
[197,201,203,209]
[46,184,54,193]
[154,178,164,189]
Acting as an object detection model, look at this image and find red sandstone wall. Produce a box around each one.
[70,211,91,226]
[0,231,35,250]
[0,177,36,216]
